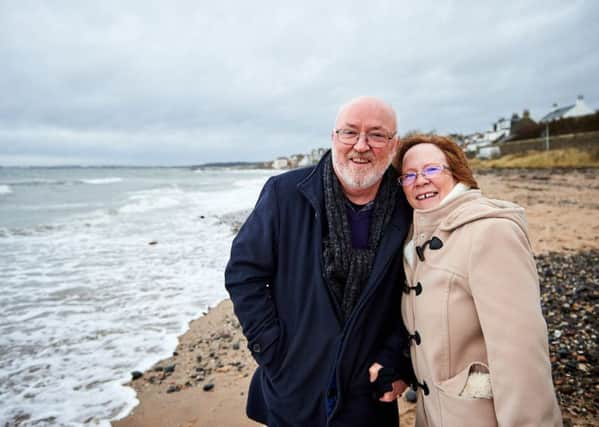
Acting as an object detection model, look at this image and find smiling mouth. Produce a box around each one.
[416,192,438,201]
[350,158,371,164]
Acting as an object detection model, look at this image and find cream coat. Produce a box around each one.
[402,190,562,427]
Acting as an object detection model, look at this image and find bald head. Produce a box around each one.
[334,96,397,133]
[330,96,400,204]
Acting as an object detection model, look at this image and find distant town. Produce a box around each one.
[196,95,598,170]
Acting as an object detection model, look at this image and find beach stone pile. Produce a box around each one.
[130,306,253,396]
[536,250,598,425]
[181,313,252,389]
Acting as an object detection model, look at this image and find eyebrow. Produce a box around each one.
[402,163,443,173]
[342,123,388,132]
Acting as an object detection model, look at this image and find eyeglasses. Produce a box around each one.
[398,164,450,186]
[334,128,396,148]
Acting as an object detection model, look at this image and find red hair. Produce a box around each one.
[395,134,479,189]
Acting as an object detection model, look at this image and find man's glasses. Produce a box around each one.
[334,128,396,148]
[398,164,450,186]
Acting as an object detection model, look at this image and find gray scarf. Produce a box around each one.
[322,154,398,322]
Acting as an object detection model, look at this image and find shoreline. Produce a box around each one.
[112,299,258,427]
[113,169,598,427]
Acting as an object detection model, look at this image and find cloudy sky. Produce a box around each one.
[1,1,598,166]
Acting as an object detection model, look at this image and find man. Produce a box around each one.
[225,96,414,426]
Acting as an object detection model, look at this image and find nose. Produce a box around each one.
[414,172,430,185]
[353,133,371,152]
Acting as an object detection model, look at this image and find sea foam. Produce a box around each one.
[80,178,123,185]
[0,168,274,426]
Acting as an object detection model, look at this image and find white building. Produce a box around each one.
[272,157,289,169]
[493,117,511,132]
[298,156,312,167]
[540,95,595,122]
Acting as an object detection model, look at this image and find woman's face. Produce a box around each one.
[401,143,456,210]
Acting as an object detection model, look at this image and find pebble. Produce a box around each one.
[166,385,180,393]
[536,250,598,420]
[131,371,143,381]
[203,383,215,391]
[405,388,418,403]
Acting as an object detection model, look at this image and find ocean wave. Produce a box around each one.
[5,179,68,186]
[119,196,181,214]
[0,169,275,426]
[16,203,103,211]
[80,178,123,185]
[0,184,12,195]
[193,168,276,174]
[4,177,123,186]
[0,224,63,238]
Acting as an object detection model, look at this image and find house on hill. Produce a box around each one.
[465,110,540,158]
[540,95,594,122]
[506,110,540,141]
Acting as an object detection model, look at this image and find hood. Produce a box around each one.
[439,192,529,236]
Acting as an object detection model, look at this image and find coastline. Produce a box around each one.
[113,169,598,427]
[112,299,258,427]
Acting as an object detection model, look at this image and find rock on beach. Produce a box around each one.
[537,250,598,423]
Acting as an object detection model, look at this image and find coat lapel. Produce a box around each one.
[366,194,412,292]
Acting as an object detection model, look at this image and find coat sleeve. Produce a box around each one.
[225,177,282,372]
[375,320,416,384]
[375,272,416,384]
[469,218,562,426]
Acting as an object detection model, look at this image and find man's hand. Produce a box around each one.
[369,362,408,402]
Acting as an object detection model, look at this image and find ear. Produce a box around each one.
[391,136,401,154]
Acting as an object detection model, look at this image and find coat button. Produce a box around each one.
[252,343,261,353]
[415,380,430,396]
[415,282,423,295]
[409,331,421,345]
[404,282,423,295]
[422,381,430,396]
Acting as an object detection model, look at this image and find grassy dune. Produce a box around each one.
[469,147,599,169]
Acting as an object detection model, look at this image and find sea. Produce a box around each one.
[0,166,278,426]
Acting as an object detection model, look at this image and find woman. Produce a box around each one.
[396,135,562,426]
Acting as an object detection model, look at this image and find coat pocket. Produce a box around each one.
[436,389,497,427]
[435,362,497,427]
[261,325,288,381]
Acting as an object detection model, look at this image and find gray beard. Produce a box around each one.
[331,149,392,190]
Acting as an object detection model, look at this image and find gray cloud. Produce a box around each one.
[1,0,598,165]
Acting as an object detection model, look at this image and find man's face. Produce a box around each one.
[331,99,398,191]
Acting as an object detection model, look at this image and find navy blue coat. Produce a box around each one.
[225,155,414,427]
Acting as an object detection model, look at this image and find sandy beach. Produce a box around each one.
[113,169,598,427]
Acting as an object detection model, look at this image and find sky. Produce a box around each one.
[1,0,598,166]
